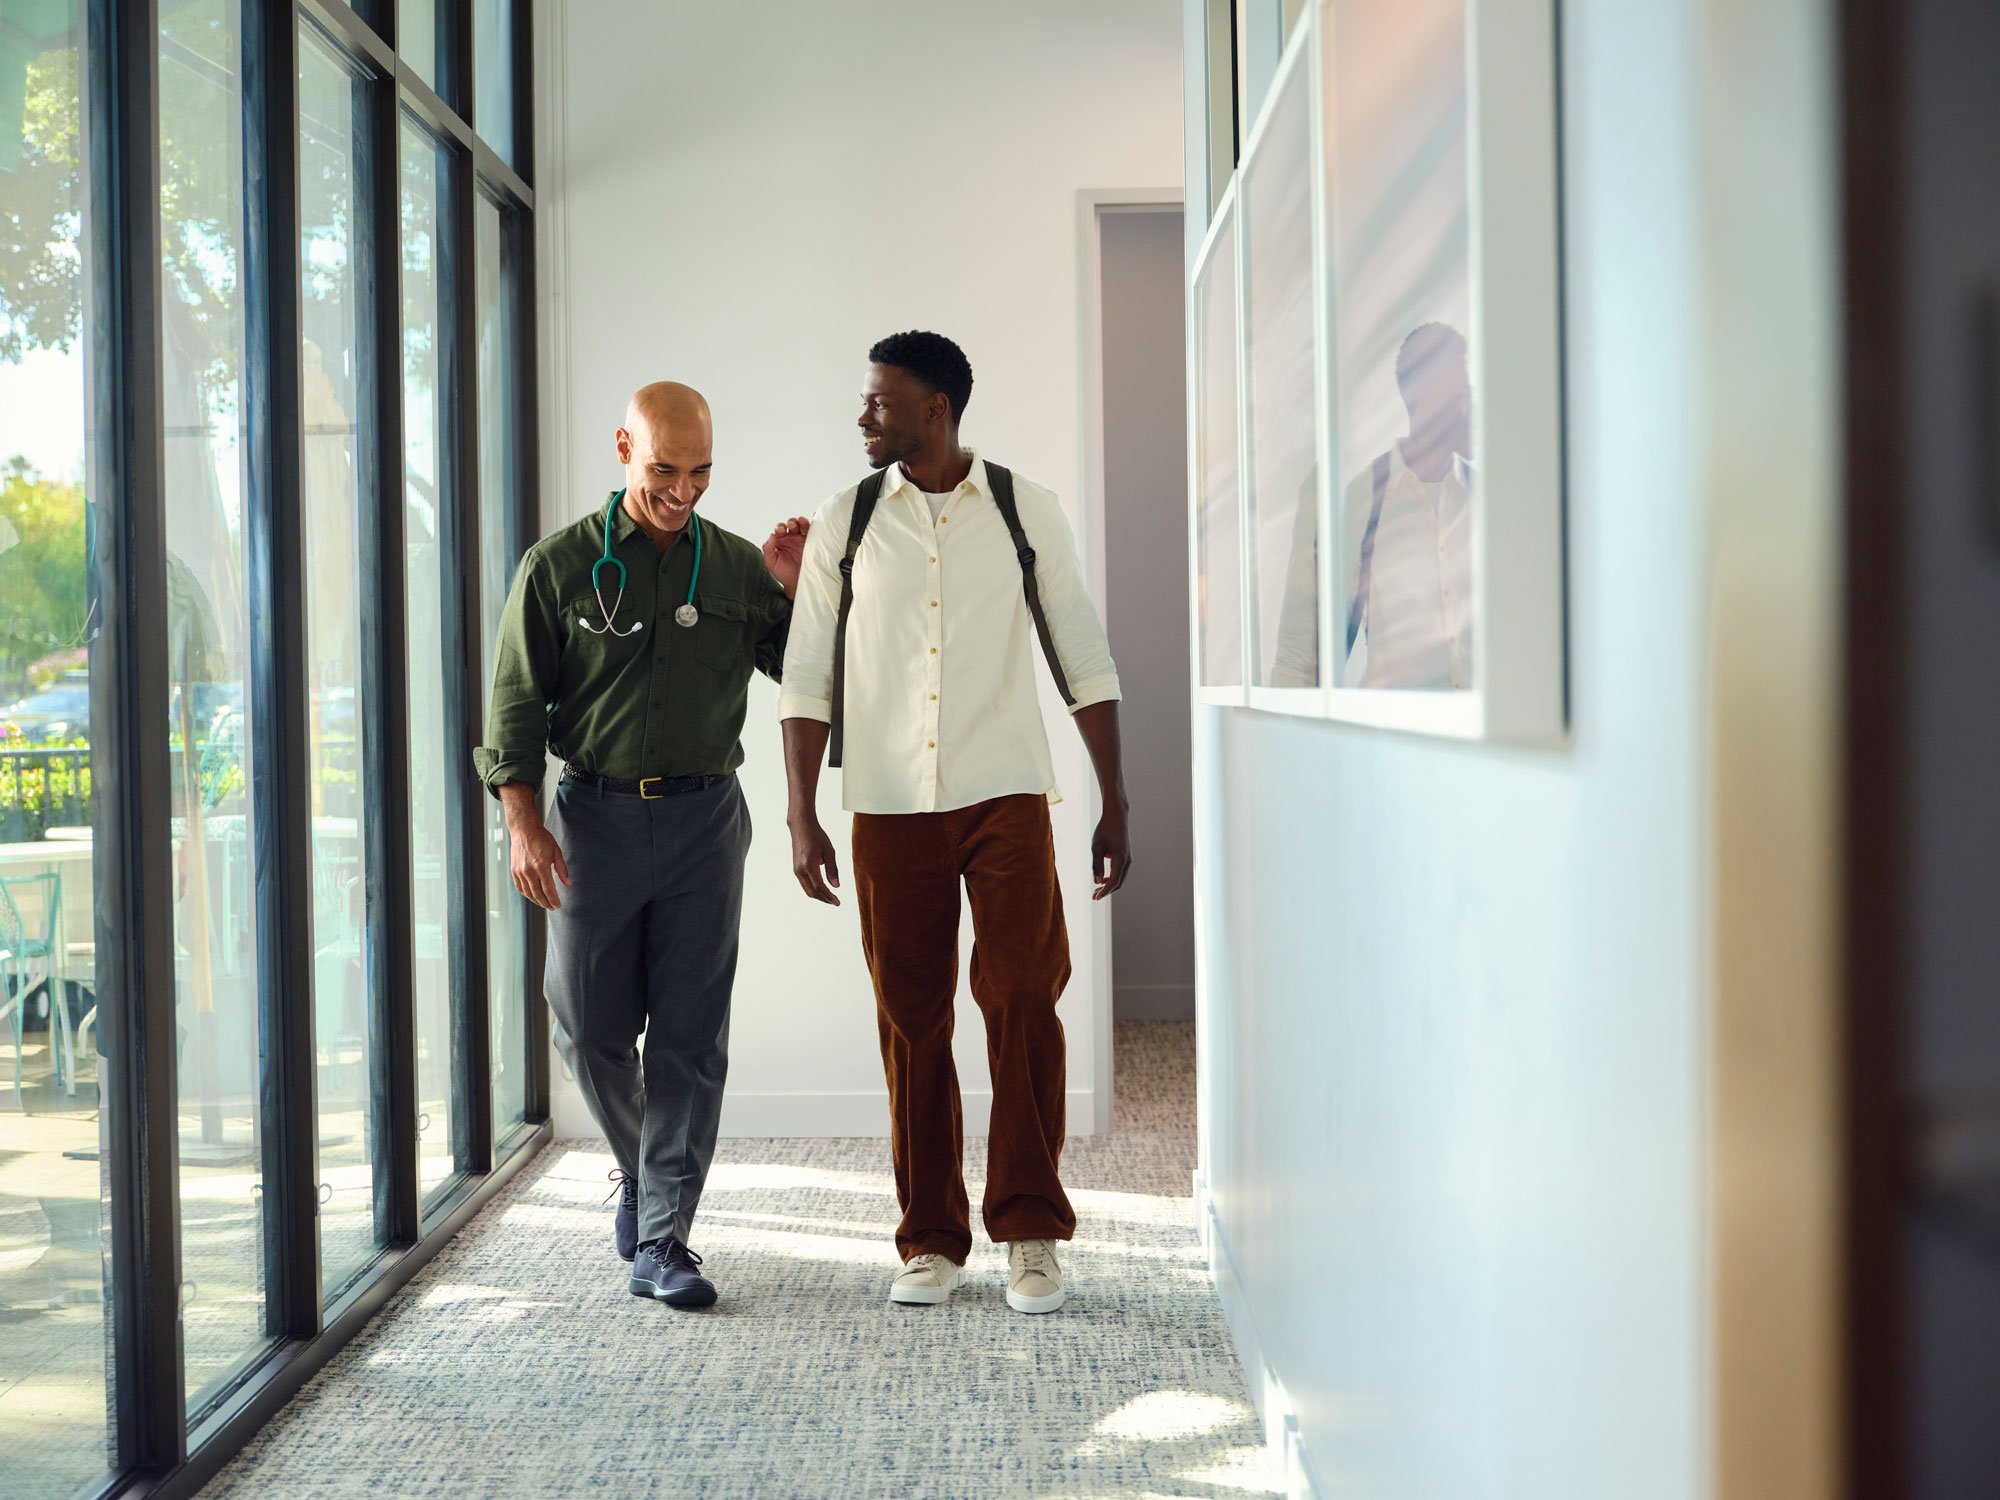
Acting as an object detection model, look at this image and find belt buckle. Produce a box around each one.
[639,775,663,800]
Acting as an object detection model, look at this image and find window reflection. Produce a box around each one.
[300,31,377,1293]
[476,198,527,1134]
[401,120,457,1200]
[159,0,269,1409]
[473,0,517,166]
[0,3,115,1489]
[1243,54,1320,691]
[1326,0,1477,692]
[1194,216,1243,690]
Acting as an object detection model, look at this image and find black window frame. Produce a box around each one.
[62,2,547,1494]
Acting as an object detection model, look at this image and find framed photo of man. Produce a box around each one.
[1318,0,1566,739]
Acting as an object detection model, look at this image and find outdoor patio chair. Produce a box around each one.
[0,872,76,1097]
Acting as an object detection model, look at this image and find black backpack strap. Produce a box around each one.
[828,469,887,769]
[1344,453,1392,658]
[985,463,1076,708]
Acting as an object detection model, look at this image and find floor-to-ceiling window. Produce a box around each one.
[157,0,267,1408]
[298,26,375,1298]
[476,193,528,1136]
[0,2,544,1490]
[398,116,457,1205]
[0,5,113,1492]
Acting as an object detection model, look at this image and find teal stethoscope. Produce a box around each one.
[579,489,703,636]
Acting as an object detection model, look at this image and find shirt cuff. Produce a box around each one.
[473,746,547,797]
[1064,675,1123,713]
[776,692,833,724]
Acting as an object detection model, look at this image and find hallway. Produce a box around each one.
[203,1025,1273,1497]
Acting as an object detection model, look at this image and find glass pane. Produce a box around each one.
[475,198,526,1134]
[473,0,516,166]
[1241,57,1320,690]
[1193,213,1242,690]
[300,31,377,1293]
[0,1,115,1488]
[1326,0,1475,692]
[401,119,455,1200]
[159,0,267,1407]
[398,0,437,92]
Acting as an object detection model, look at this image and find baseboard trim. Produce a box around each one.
[552,1087,1101,1140]
[1196,1174,1327,1500]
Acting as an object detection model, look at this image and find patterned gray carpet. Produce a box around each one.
[203,1022,1274,1498]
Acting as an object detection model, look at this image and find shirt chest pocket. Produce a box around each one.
[561,593,652,662]
[692,592,752,672]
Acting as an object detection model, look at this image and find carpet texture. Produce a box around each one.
[203,1022,1274,1498]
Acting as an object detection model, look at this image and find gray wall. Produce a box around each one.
[1100,208,1196,1023]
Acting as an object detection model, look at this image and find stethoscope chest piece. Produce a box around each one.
[675,603,699,628]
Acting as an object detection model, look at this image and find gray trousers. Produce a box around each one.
[544,773,750,1247]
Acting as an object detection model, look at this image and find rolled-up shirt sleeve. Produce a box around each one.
[774,492,846,724]
[1024,485,1122,712]
[472,546,559,795]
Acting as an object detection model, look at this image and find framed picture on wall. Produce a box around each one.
[1190,184,1248,706]
[1316,0,1565,739]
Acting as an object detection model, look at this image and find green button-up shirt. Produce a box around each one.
[473,495,791,793]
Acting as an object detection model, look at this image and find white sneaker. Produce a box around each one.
[1006,1240,1068,1314]
[889,1252,964,1306]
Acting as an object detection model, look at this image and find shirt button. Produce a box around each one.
[927,740,935,749]
[929,556,937,564]
[929,647,937,655]
[930,600,938,608]
[929,693,937,701]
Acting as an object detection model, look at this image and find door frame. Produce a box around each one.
[1077,188,1186,1133]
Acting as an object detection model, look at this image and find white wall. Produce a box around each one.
[1189,0,1837,1496]
[534,0,1184,1138]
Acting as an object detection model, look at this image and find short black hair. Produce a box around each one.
[868,330,974,426]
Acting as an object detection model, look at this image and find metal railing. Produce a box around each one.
[0,745,92,843]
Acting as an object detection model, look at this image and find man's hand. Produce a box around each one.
[763,516,812,599]
[498,780,569,909]
[511,820,571,910]
[788,812,842,905]
[1091,801,1132,900]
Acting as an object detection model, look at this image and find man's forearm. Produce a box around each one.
[781,718,831,821]
[497,780,545,837]
[1073,702,1129,811]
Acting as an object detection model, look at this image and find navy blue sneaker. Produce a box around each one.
[608,1171,639,1263]
[629,1238,716,1308]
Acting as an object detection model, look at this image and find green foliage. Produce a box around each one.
[0,732,90,842]
[0,461,89,701]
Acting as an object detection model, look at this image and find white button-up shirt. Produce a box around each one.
[778,455,1121,814]
[1340,446,1475,691]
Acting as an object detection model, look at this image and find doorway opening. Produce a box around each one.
[1085,197,1194,1130]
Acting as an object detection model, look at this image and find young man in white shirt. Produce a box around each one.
[777,331,1132,1315]
[1339,321,1476,691]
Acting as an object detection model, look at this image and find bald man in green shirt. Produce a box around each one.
[474,382,807,1308]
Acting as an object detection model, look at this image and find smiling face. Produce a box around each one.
[857,363,947,471]
[615,383,713,535]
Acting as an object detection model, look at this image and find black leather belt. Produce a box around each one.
[562,767,731,800]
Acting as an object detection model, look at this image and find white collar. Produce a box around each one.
[885,450,988,501]
[1389,441,1474,488]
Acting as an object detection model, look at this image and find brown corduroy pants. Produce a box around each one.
[852,793,1076,1264]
